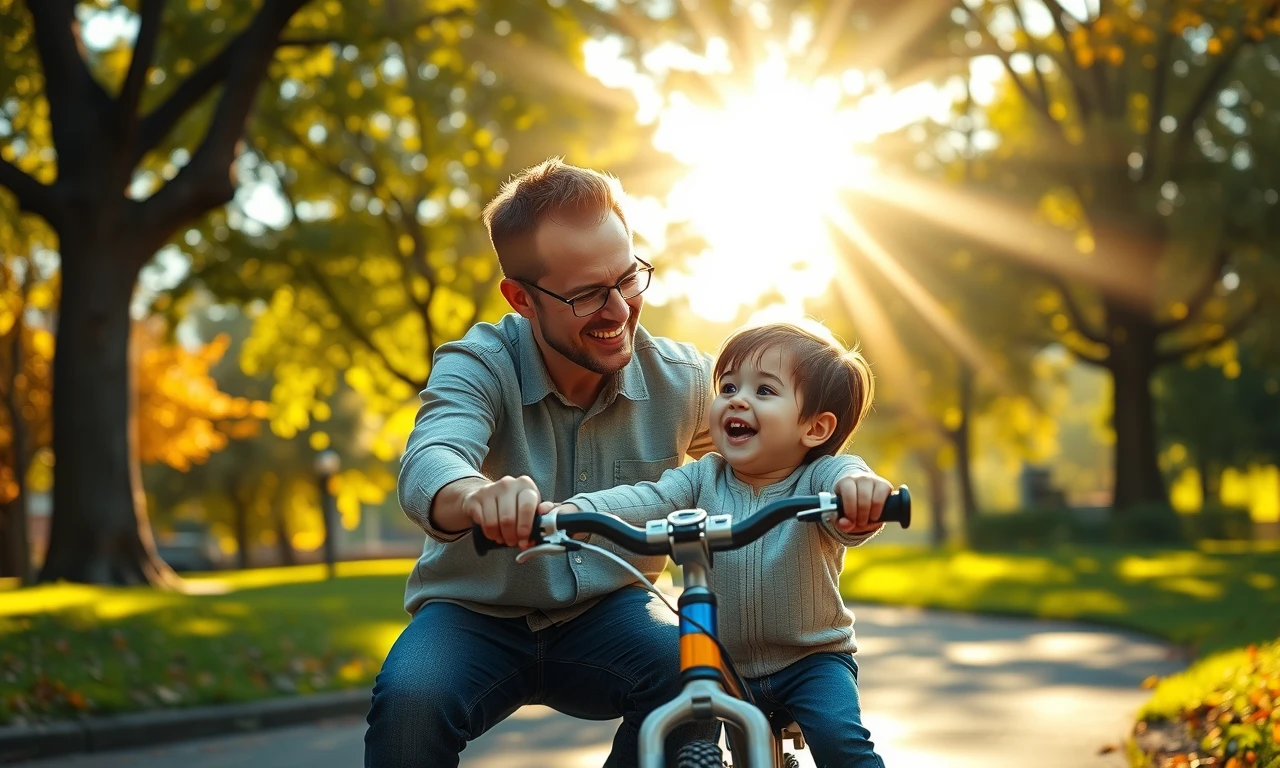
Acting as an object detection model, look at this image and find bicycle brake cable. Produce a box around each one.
[568,540,757,707]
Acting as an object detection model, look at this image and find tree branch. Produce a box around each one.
[1157,299,1259,364]
[1061,333,1110,366]
[132,37,241,166]
[0,157,61,225]
[26,1,113,142]
[1008,0,1051,113]
[139,0,310,242]
[133,9,469,166]
[118,0,165,128]
[379,212,436,353]
[1039,0,1095,120]
[1170,1,1278,176]
[1140,9,1175,181]
[1156,247,1230,333]
[300,261,426,391]
[959,2,1058,132]
[1050,274,1108,345]
[269,115,381,194]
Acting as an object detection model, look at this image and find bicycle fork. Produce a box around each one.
[637,561,776,768]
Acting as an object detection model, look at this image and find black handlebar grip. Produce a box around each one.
[472,512,545,556]
[879,485,912,528]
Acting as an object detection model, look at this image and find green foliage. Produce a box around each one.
[966,507,1110,549]
[841,545,1280,654]
[1186,505,1259,542]
[1157,347,1280,490]
[1131,639,1280,768]
[1108,503,1195,547]
[966,504,1260,549]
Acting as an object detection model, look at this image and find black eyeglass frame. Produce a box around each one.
[515,257,655,317]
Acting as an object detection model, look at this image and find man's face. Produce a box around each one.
[525,211,642,376]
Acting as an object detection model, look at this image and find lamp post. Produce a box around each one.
[313,449,341,580]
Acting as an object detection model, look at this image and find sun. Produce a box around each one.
[648,56,914,321]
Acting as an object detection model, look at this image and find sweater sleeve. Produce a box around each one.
[566,458,705,527]
[397,342,499,542]
[808,454,883,547]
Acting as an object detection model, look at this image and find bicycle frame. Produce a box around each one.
[636,509,780,768]
[476,488,910,767]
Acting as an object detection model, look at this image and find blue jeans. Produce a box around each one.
[745,652,885,768]
[364,586,715,767]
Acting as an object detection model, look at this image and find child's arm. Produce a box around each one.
[561,459,704,527]
[810,454,891,547]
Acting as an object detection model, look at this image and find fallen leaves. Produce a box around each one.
[1132,639,1280,768]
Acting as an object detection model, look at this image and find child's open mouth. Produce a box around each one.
[723,418,758,444]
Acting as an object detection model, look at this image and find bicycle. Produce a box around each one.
[473,486,911,767]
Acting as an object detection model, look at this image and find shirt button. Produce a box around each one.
[574,555,583,564]
[578,471,588,482]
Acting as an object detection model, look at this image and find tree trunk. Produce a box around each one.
[954,365,978,522]
[919,451,949,547]
[230,485,251,570]
[1,326,30,580]
[1106,301,1168,510]
[273,481,295,567]
[0,499,28,580]
[37,234,176,586]
[1196,456,1217,508]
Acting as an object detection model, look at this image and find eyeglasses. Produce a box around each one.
[517,258,654,317]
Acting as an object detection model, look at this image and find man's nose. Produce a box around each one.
[598,287,630,319]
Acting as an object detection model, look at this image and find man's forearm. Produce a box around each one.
[429,476,490,534]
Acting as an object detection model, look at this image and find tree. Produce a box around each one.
[935,0,1280,509]
[142,298,397,570]
[149,1,662,476]
[0,206,55,580]
[0,0,585,584]
[1156,336,1280,504]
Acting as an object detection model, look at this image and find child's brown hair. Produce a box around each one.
[714,322,874,463]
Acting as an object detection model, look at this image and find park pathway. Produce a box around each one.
[17,603,1186,768]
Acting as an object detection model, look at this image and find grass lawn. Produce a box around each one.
[839,543,1280,655]
[0,560,418,726]
[3,543,1279,727]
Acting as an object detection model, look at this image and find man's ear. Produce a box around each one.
[500,278,536,319]
[801,412,838,448]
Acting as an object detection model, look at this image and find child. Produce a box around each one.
[556,321,890,768]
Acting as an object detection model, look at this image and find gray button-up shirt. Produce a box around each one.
[398,313,714,628]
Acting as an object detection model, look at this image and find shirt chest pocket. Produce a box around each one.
[614,456,680,485]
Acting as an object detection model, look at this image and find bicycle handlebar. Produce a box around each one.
[472,486,911,556]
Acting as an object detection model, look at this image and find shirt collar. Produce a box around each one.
[516,317,651,407]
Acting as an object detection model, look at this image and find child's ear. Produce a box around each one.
[801,412,838,448]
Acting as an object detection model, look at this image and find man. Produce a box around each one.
[364,158,892,767]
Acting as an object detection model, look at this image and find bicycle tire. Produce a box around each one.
[674,739,724,768]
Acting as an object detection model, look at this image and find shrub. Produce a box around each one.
[1130,639,1280,768]
[1109,503,1190,547]
[1184,506,1256,542]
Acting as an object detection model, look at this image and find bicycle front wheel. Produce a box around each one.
[674,739,724,768]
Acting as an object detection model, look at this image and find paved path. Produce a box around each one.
[17,604,1186,768]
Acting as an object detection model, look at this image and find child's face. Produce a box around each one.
[710,346,830,476]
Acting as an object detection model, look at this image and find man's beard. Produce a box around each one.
[543,311,637,376]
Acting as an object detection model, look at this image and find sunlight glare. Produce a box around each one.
[640,51,956,321]
[652,57,873,321]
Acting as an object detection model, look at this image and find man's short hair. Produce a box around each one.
[482,158,630,280]
[714,322,875,463]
